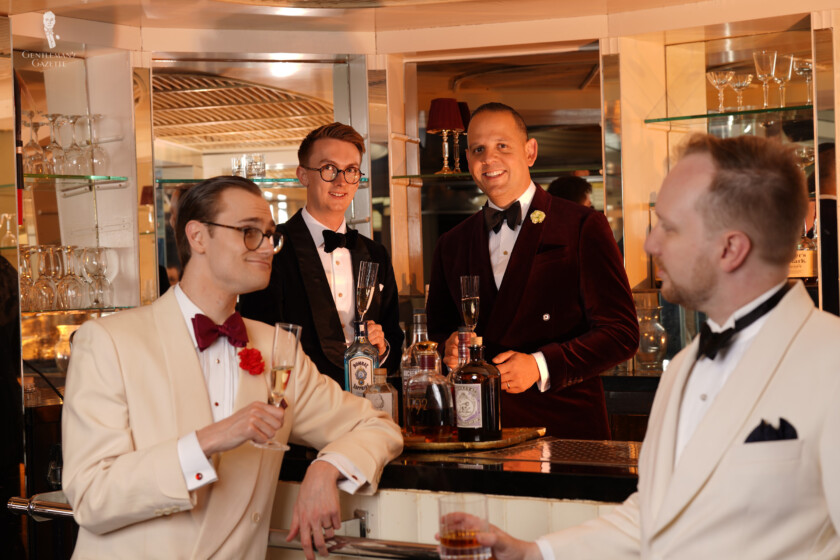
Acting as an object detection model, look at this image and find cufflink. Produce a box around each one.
[195,473,203,481]
[542,314,550,321]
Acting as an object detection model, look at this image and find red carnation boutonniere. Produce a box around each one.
[238,348,265,376]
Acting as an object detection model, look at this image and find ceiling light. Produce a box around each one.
[269,62,301,78]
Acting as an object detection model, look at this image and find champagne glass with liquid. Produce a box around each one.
[252,322,301,451]
[356,261,379,322]
[460,275,480,332]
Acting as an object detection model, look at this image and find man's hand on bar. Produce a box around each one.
[287,461,343,559]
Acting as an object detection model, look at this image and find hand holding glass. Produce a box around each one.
[253,322,301,450]
[356,261,379,321]
[460,275,480,331]
[439,494,492,560]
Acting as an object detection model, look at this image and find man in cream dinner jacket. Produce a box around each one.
[479,135,840,559]
[62,176,403,560]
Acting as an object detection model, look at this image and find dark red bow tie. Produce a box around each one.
[191,312,249,351]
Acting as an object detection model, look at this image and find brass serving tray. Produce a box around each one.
[402,427,546,452]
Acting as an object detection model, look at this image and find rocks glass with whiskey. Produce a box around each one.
[439,494,492,560]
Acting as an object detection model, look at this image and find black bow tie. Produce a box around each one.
[323,228,358,253]
[697,284,790,360]
[483,201,522,234]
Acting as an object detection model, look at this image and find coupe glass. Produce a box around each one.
[459,275,480,332]
[356,261,379,322]
[43,114,66,174]
[794,58,814,105]
[728,74,753,110]
[774,54,794,108]
[439,494,492,560]
[252,322,301,451]
[753,50,778,108]
[706,71,733,113]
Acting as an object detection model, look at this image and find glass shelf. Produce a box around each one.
[24,173,129,184]
[23,174,130,197]
[22,306,133,318]
[155,177,369,189]
[392,167,596,180]
[644,105,812,125]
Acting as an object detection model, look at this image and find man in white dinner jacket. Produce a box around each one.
[479,134,840,559]
[62,176,403,560]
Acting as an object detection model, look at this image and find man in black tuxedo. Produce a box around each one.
[240,123,403,387]
[426,103,638,439]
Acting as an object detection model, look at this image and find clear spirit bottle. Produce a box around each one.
[344,320,379,397]
[452,337,502,442]
[364,368,399,423]
[405,351,455,442]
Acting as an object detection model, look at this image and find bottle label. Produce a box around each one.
[455,383,482,429]
[789,250,816,278]
[365,392,394,418]
[349,357,374,396]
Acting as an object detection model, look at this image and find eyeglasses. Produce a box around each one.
[201,221,283,253]
[302,164,364,184]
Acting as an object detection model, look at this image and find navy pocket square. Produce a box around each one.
[744,418,798,443]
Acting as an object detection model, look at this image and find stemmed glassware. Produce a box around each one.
[753,50,778,109]
[795,144,816,170]
[728,74,753,110]
[0,213,16,247]
[356,261,379,322]
[62,115,90,175]
[19,246,33,312]
[460,275,480,332]
[43,114,66,174]
[252,322,301,451]
[57,246,87,309]
[32,245,60,311]
[794,58,814,105]
[774,54,795,108]
[88,114,109,175]
[706,71,733,113]
[84,247,112,308]
[22,111,46,174]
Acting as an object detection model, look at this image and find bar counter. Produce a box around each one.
[280,437,640,504]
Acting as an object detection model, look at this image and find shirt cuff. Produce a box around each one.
[177,431,218,491]
[535,536,556,560]
[533,351,550,392]
[314,454,368,494]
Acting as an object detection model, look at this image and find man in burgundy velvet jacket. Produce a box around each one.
[426,103,639,439]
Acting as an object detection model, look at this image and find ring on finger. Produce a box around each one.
[507,381,511,390]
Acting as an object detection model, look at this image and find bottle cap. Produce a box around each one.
[418,352,436,370]
[473,336,483,345]
[412,310,427,325]
[374,368,387,381]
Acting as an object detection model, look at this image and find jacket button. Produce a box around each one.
[252,512,261,523]
[542,314,550,321]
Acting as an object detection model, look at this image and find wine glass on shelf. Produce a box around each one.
[774,54,794,108]
[19,246,33,312]
[1,213,16,247]
[43,114,66,174]
[753,50,777,109]
[84,247,112,308]
[252,322,301,451]
[57,246,86,310]
[22,112,46,174]
[356,261,379,322]
[62,115,89,175]
[794,58,814,105]
[795,144,815,170]
[460,275,480,332]
[706,71,733,113]
[32,245,60,311]
[728,74,753,110]
[89,114,109,175]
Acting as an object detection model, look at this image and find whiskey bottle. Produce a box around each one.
[344,320,379,397]
[400,310,429,399]
[790,223,818,283]
[364,368,399,423]
[405,351,455,442]
[452,337,502,442]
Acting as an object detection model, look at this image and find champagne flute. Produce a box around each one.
[794,58,814,105]
[252,322,301,450]
[728,74,753,110]
[460,275,480,332]
[774,54,794,108]
[705,71,733,113]
[753,50,777,109]
[356,260,379,322]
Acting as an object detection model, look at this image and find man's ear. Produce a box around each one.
[525,138,538,166]
[185,220,207,256]
[719,230,752,272]
[296,165,309,187]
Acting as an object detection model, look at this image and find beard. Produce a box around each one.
[657,252,716,312]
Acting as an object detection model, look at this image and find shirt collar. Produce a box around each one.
[301,206,347,249]
[706,280,787,333]
[174,284,204,350]
[486,181,537,225]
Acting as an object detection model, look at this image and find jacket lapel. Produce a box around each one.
[193,322,273,558]
[484,186,549,342]
[286,211,346,369]
[651,282,813,536]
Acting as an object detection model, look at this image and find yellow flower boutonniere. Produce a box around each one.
[530,210,545,224]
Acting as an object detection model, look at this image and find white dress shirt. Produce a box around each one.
[674,281,787,464]
[173,285,368,493]
[486,182,550,392]
[301,207,355,345]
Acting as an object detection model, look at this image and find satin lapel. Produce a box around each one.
[640,341,698,526]
[651,283,813,536]
[193,322,272,558]
[151,290,213,435]
[484,187,549,342]
[286,212,346,368]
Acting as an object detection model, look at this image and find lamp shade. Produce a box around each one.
[427,98,464,133]
[458,102,471,131]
